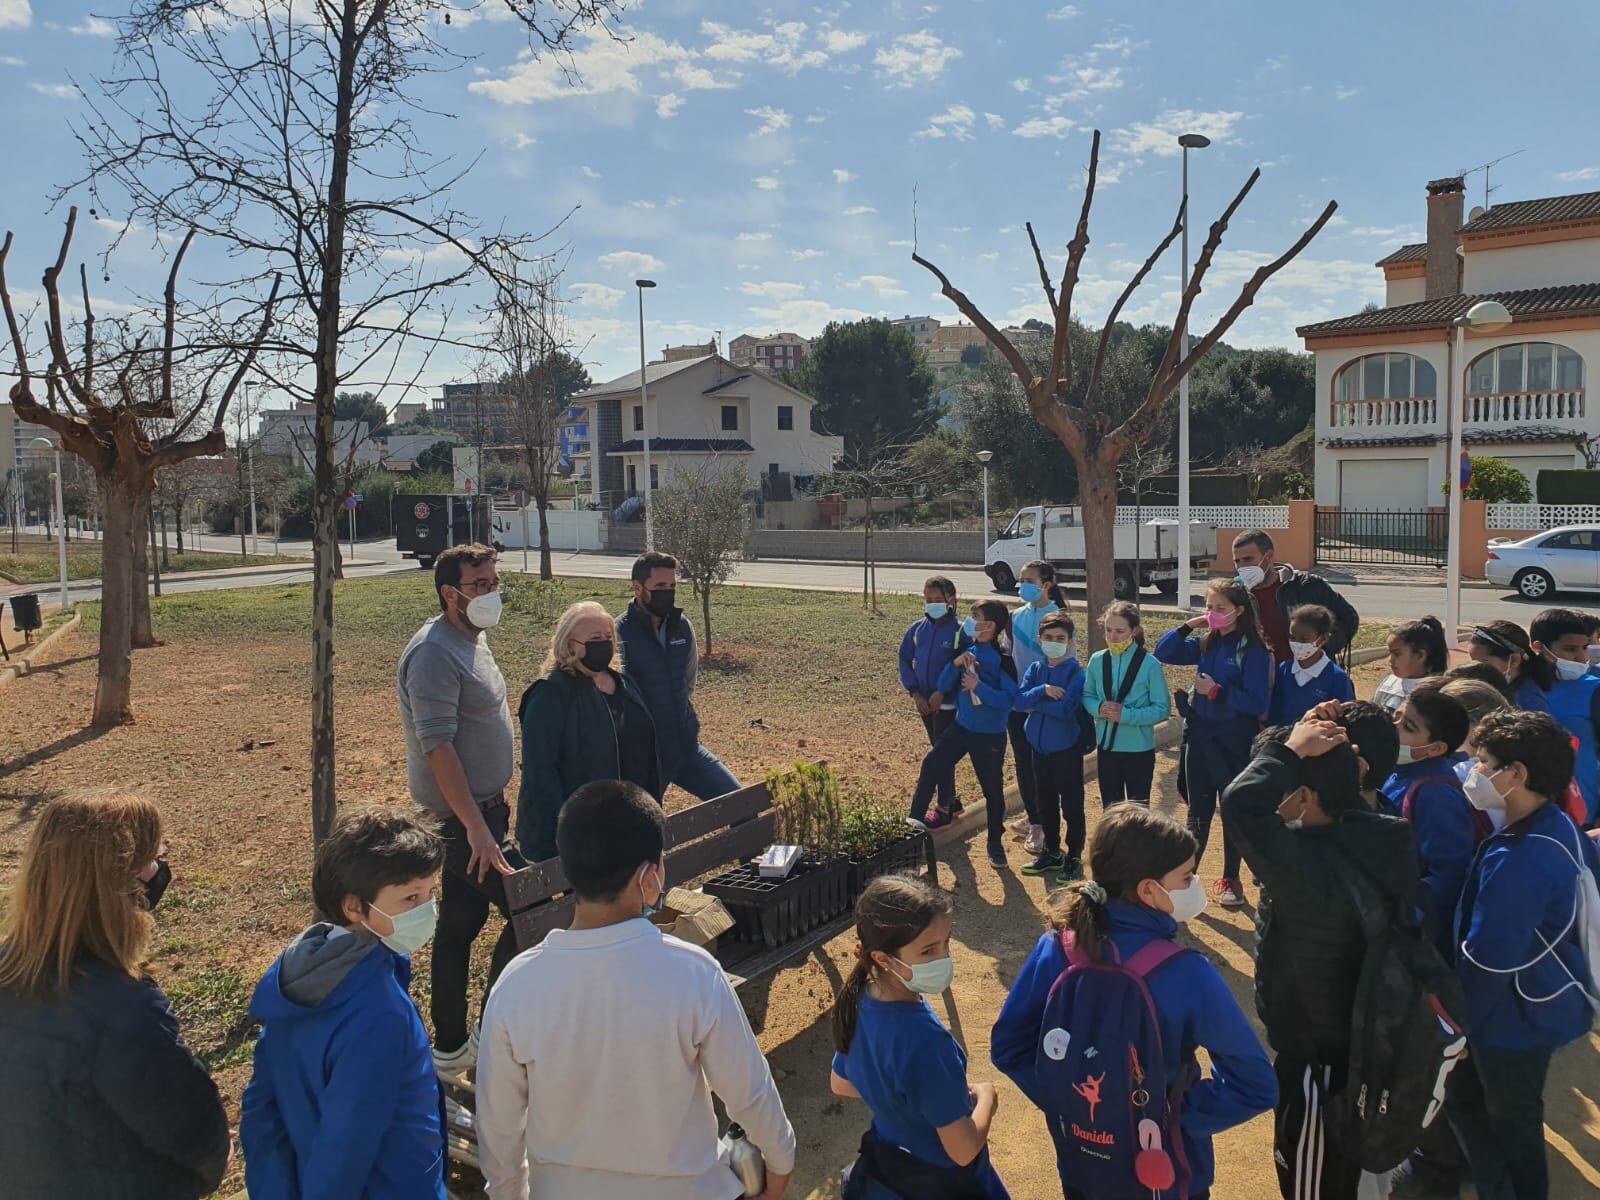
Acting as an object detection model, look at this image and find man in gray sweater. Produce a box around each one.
[397,543,523,1076]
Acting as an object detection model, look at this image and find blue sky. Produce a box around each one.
[3,0,1598,403]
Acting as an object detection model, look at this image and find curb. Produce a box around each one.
[0,613,83,691]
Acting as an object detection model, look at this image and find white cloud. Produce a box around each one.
[985,112,1007,129]
[1047,4,1081,17]
[628,200,655,209]
[571,282,624,310]
[1093,36,1143,56]
[822,28,869,53]
[1013,115,1075,139]
[1011,77,1032,93]
[888,239,915,248]
[671,62,734,90]
[805,113,828,124]
[28,82,79,99]
[1114,109,1244,157]
[1350,224,1421,240]
[508,132,535,150]
[1334,85,1361,101]
[69,15,114,36]
[875,31,961,87]
[848,274,908,298]
[745,295,871,334]
[0,54,23,66]
[736,232,773,242]
[843,206,877,216]
[1056,64,1124,98]
[596,250,663,275]
[753,175,781,191]
[701,20,829,73]
[656,93,684,119]
[833,168,856,183]
[1557,167,1600,182]
[469,29,692,105]
[0,0,30,31]
[740,280,807,301]
[581,165,602,179]
[746,105,791,135]
[790,248,824,260]
[917,102,976,141]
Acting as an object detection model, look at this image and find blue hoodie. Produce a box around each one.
[1546,672,1600,822]
[1456,802,1600,1049]
[1511,676,1551,715]
[1381,753,1479,956]
[1016,657,1086,754]
[1153,628,1272,733]
[936,640,1018,735]
[898,614,971,707]
[241,925,447,1200]
[991,901,1276,1195]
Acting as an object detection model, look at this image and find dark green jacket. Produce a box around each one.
[516,668,662,861]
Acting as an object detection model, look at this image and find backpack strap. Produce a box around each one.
[1121,938,1190,980]
[1098,646,1148,753]
[1402,774,1493,844]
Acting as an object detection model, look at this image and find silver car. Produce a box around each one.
[1485,525,1600,600]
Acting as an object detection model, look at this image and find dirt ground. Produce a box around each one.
[1,580,1596,1198]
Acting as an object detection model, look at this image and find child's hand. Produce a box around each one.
[962,670,980,693]
[910,693,930,717]
[953,652,976,669]
[1099,701,1122,722]
[971,1081,998,1112]
[1195,672,1218,696]
[928,691,945,711]
[1287,720,1348,760]
[1045,684,1065,700]
[1302,699,1346,724]
[1186,614,1210,631]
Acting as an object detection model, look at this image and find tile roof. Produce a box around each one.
[1322,425,1582,451]
[573,355,715,400]
[1376,243,1427,267]
[1298,283,1600,338]
[609,438,754,454]
[1461,191,1600,234]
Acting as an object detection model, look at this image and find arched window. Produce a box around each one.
[1332,353,1438,427]
[1465,342,1584,423]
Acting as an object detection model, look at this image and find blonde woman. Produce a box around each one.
[0,791,230,1198]
[516,601,662,861]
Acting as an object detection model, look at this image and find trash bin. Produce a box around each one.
[10,593,42,635]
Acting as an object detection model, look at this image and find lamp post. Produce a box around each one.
[636,278,658,547]
[1176,131,1210,609]
[976,450,994,550]
[1444,299,1513,645]
[30,437,70,613]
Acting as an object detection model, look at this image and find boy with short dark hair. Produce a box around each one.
[1451,710,1599,1200]
[476,780,796,1200]
[1223,720,1419,1200]
[1268,604,1355,725]
[899,575,971,821]
[242,809,447,1200]
[1531,607,1600,823]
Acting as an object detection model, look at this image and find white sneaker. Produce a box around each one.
[1008,813,1031,835]
[1023,825,1045,855]
[433,1030,478,1079]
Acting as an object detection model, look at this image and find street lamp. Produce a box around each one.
[1444,298,1513,646]
[30,437,70,613]
[242,382,261,555]
[1176,131,1210,610]
[976,450,994,549]
[636,278,658,547]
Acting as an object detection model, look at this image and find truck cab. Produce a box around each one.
[984,504,1218,600]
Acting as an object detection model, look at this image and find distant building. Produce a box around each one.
[890,315,940,346]
[890,316,987,371]
[431,381,518,442]
[257,410,377,471]
[559,405,589,478]
[662,341,719,363]
[729,331,810,373]
[1,402,57,482]
[390,401,428,425]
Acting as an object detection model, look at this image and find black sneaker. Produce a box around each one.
[986,839,1006,867]
[1057,857,1084,883]
[1021,851,1064,877]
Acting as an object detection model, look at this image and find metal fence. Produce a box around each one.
[1315,509,1448,566]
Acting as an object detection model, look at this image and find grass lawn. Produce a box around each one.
[0,535,302,584]
[0,575,1426,1198]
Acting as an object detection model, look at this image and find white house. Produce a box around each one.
[257,410,380,471]
[1299,177,1600,510]
[571,354,844,504]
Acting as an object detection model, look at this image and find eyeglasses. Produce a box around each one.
[455,577,499,597]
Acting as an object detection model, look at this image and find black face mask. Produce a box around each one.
[581,639,614,673]
[645,587,677,618]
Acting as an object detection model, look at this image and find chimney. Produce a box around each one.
[1425,176,1465,300]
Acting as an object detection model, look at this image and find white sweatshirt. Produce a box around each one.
[476,918,797,1200]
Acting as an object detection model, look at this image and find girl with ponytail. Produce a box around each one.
[1009,560,1069,857]
[830,876,1009,1199]
[991,805,1275,1200]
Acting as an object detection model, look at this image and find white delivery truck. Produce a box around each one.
[983,505,1218,600]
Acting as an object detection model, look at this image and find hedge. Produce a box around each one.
[1536,469,1600,504]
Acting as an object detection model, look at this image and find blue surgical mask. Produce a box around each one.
[961,617,977,638]
[1042,640,1071,661]
[1019,582,1042,604]
[641,863,667,919]
[892,954,955,995]
[366,899,438,957]
[924,602,949,620]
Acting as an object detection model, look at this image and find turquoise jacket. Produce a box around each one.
[1082,646,1171,754]
[1009,600,1061,677]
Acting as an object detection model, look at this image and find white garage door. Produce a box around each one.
[1339,458,1430,511]
[1496,454,1577,495]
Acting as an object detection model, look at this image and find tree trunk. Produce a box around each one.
[93,476,138,727]
[131,488,155,648]
[1079,455,1120,651]
[537,499,552,580]
[700,583,713,657]
[159,505,170,571]
[175,502,185,555]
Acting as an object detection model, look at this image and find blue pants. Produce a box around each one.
[910,724,1008,846]
[668,742,743,801]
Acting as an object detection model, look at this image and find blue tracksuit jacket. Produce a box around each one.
[1153,628,1272,730]
[936,641,1018,735]
[1267,657,1355,726]
[1016,658,1086,755]
[1381,754,1478,956]
[899,614,971,706]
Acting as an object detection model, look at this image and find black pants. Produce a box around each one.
[920,707,959,811]
[1447,1040,1553,1200]
[432,798,526,1053]
[1097,748,1156,806]
[1273,1057,1364,1200]
[1007,711,1039,824]
[911,724,1008,845]
[1036,747,1086,859]
[1186,726,1253,882]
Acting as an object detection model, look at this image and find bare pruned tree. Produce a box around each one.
[0,210,281,726]
[914,130,1336,641]
[1115,439,1173,600]
[74,0,621,844]
[652,457,750,657]
[820,428,928,613]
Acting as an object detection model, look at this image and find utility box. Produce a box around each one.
[393,494,494,570]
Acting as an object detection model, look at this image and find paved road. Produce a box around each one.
[14,527,1600,624]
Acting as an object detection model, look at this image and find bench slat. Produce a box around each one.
[511,894,577,949]
[666,811,776,886]
[505,858,570,914]
[665,781,775,847]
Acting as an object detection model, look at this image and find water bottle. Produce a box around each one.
[724,1123,766,1197]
